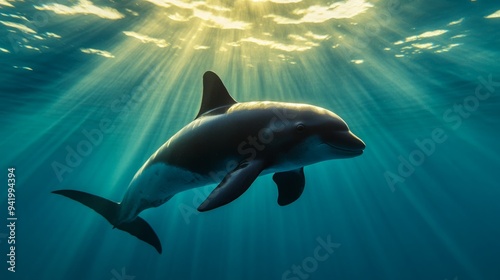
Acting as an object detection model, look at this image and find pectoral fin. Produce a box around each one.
[273,167,305,206]
[198,160,265,212]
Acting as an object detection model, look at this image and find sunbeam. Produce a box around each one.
[1,0,500,279]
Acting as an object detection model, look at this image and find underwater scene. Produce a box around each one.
[1,0,500,279]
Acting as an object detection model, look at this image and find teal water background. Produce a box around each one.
[1,0,500,279]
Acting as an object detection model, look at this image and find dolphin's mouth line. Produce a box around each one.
[325,143,364,154]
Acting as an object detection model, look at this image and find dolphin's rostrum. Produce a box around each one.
[53,71,365,254]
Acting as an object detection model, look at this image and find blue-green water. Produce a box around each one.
[1,0,500,279]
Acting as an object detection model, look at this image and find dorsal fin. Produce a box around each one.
[195,71,237,119]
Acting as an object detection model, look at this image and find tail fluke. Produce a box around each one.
[52,190,162,254]
[52,190,120,224]
[116,218,162,254]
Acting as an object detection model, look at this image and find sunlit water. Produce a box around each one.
[1,0,500,279]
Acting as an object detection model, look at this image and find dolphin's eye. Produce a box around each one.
[296,123,305,133]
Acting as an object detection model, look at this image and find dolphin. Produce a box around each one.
[53,71,365,254]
